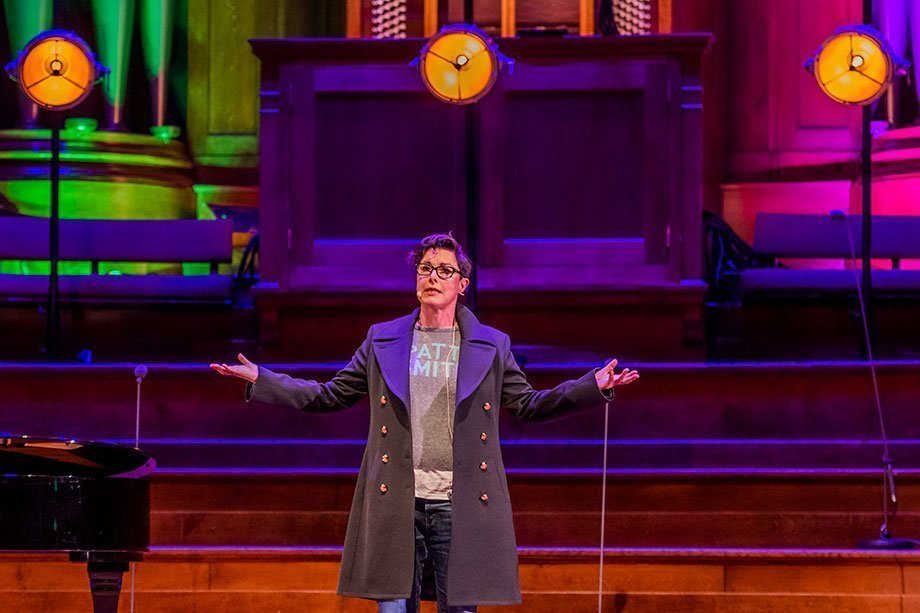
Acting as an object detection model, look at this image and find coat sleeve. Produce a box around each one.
[500,334,612,423]
[244,328,371,412]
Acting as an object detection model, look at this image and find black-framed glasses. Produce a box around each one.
[416,263,462,280]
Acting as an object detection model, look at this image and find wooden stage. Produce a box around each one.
[2,360,920,610]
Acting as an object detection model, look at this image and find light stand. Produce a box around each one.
[5,30,107,359]
[806,2,914,548]
[48,112,62,358]
[412,19,512,313]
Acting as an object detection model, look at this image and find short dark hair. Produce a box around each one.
[409,232,473,278]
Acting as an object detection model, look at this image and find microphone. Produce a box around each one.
[133,365,147,450]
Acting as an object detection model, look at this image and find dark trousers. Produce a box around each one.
[377,498,477,613]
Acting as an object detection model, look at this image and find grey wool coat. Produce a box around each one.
[247,304,612,606]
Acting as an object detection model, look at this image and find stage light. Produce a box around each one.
[4,30,108,359]
[805,25,907,105]
[5,30,106,110]
[413,24,513,105]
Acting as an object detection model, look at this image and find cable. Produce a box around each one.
[598,399,610,612]
[841,214,897,539]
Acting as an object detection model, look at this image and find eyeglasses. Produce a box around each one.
[416,263,462,280]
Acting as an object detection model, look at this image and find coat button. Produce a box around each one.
[381,425,388,436]
[380,483,388,493]
[480,493,489,502]
[480,432,488,442]
[483,402,492,411]
[380,395,388,406]
[381,454,389,464]
[480,461,488,471]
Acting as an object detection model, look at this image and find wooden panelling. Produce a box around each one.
[725,0,862,178]
[186,0,340,168]
[721,181,852,243]
[313,92,464,238]
[502,90,645,239]
[250,36,709,296]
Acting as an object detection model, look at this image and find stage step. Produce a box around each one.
[125,437,920,470]
[2,361,919,441]
[2,547,918,612]
[149,471,920,549]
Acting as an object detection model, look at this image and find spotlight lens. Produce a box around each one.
[813,27,892,105]
[419,25,498,105]
[17,32,97,110]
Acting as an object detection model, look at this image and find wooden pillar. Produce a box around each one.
[256,62,289,288]
[658,0,673,33]
[678,57,704,280]
[424,0,438,36]
[346,0,361,37]
[579,0,594,36]
[501,0,515,37]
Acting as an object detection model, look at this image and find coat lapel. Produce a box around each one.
[372,310,416,408]
[455,305,497,407]
[373,305,497,410]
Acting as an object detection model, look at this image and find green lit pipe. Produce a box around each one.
[140,0,173,127]
[91,0,136,130]
[2,0,52,127]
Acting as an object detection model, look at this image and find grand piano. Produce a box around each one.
[0,436,154,612]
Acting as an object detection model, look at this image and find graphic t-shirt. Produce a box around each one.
[409,323,460,500]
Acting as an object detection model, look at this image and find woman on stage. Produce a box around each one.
[212,233,639,612]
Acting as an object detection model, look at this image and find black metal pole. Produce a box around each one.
[861,0,873,356]
[47,116,62,360]
[462,0,479,313]
[860,106,873,356]
[464,104,479,313]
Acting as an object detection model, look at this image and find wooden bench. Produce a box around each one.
[0,217,234,303]
[740,213,920,298]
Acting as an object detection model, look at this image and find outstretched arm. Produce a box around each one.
[210,332,371,413]
[501,341,639,423]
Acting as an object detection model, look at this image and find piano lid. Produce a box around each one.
[0,436,155,478]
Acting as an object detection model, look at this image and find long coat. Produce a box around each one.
[247,304,612,605]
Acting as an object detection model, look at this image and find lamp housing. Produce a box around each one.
[805,24,908,106]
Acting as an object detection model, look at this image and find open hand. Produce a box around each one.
[595,358,639,392]
[210,353,259,383]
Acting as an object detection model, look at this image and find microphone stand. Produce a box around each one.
[831,210,916,549]
[130,364,147,613]
[597,398,610,612]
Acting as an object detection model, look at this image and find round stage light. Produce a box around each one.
[416,24,506,105]
[805,25,907,105]
[7,30,103,110]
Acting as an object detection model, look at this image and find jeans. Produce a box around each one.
[377,498,477,613]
